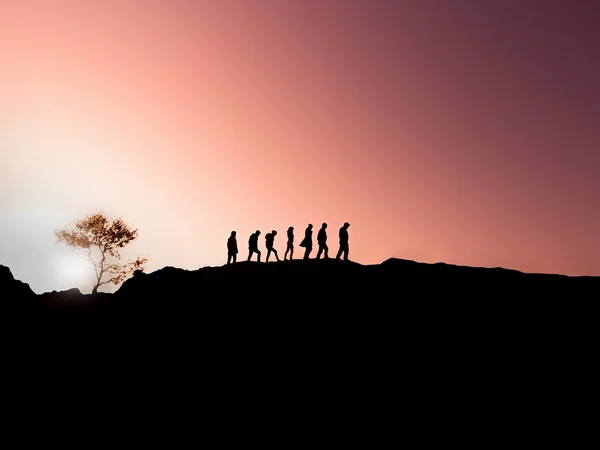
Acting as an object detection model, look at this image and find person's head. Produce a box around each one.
[344,222,350,228]
[231,231,236,236]
[322,222,327,228]
[272,230,277,235]
[256,230,261,235]
[288,226,293,232]
[308,223,313,229]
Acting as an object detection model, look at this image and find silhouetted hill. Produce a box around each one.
[4,258,597,308]
[2,258,598,400]
[1,263,35,300]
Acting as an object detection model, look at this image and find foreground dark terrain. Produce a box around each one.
[2,258,598,401]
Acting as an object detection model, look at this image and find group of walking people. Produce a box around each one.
[226,222,351,264]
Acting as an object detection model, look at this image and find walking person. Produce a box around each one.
[316,222,329,259]
[265,230,281,262]
[284,226,294,261]
[248,230,261,262]
[227,231,238,264]
[299,223,313,260]
[335,222,350,261]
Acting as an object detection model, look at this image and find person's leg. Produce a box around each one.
[335,247,342,259]
[324,244,329,259]
[257,250,261,262]
[274,249,280,261]
[316,246,322,259]
[233,254,237,263]
[248,250,252,261]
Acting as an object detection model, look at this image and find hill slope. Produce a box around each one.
[4,257,597,305]
[1,258,598,397]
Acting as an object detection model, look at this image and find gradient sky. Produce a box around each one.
[1,0,599,294]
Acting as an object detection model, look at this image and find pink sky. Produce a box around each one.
[1,0,599,293]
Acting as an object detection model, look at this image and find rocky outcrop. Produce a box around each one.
[0,264,35,302]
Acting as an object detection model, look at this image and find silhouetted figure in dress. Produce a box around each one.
[265,230,281,262]
[284,226,294,261]
[316,222,329,259]
[248,230,261,262]
[335,222,350,261]
[227,231,238,264]
[299,223,313,260]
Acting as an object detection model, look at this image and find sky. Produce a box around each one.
[1,0,599,294]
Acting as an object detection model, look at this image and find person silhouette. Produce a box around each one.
[335,222,350,261]
[299,223,313,260]
[248,230,261,262]
[316,223,329,259]
[284,226,294,261]
[227,231,238,264]
[265,230,281,262]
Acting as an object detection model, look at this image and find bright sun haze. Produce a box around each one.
[1,0,599,294]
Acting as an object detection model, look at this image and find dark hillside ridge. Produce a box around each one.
[1,258,598,395]
[2,257,598,326]
[3,257,598,304]
[116,256,599,298]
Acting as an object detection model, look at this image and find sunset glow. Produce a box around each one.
[1,0,599,294]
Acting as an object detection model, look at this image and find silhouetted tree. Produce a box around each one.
[55,211,147,294]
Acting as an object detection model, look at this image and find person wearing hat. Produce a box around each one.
[335,222,350,261]
[284,226,294,261]
[265,230,281,262]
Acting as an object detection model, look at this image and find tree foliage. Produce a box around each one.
[55,211,147,294]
